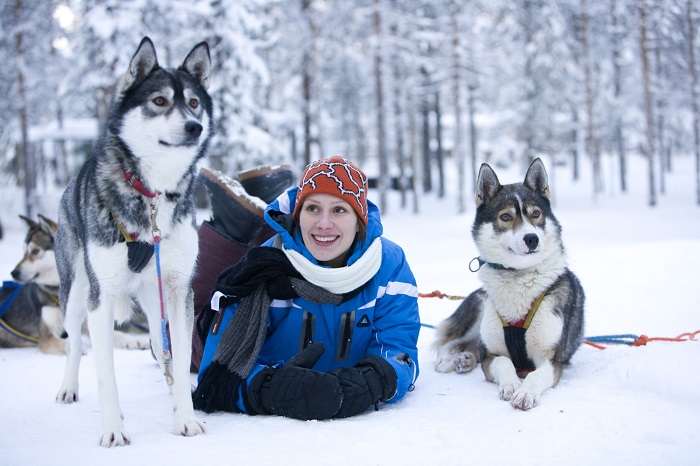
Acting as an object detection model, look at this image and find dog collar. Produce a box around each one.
[124,172,161,198]
[469,257,516,272]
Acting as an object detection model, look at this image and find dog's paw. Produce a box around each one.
[113,331,150,350]
[176,418,206,437]
[498,380,521,401]
[99,429,131,447]
[510,389,539,411]
[453,351,478,373]
[56,386,79,404]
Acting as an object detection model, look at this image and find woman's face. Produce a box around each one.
[298,193,359,268]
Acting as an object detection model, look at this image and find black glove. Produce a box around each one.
[245,342,343,420]
[330,355,397,418]
[127,241,154,273]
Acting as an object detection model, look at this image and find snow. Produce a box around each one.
[0,155,698,465]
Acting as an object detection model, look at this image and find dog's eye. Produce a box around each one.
[499,213,512,222]
[189,99,199,109]
[31,248,41,256]
[532,210,541,219]
[152,96,166,106]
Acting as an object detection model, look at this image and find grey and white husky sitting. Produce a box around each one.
[54,37,213,446]
[433,158,584,411]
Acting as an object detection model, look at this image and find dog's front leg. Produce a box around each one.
[482,354,522,401]
[87,302,130,447]
[510,361,559,411]
[166,284,205,437]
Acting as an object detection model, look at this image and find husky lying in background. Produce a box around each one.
[54,37,212,446]
[433,158,585,410]
[4,215,149,353]
[2,215,67,353]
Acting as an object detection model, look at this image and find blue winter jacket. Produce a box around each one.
[198,187,420,411]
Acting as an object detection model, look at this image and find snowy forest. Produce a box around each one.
[1,0,699,225]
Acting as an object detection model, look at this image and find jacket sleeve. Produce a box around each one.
[365,238,420,402]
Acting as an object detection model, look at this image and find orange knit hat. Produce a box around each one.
[293,156,369,226]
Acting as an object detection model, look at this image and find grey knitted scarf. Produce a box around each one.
[211,276,342,379]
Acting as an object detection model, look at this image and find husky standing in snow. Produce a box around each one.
[432,158,584,410]
[54,37,213,446]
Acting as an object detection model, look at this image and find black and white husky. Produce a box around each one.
[54,37,213,446]
[433,158,584,410]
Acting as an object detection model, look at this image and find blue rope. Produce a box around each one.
[0,281,24,319]
[585,334,639,345]
[153,237,173,386]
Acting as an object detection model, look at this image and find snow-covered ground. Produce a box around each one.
[0,155,698,465]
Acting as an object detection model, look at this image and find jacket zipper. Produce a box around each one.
[299,310,315,352]
[335,310,355,361]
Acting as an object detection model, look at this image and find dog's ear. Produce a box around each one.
[475,163,501,207]
[18,215,38,230]
[37,214,58,236]
[118,37,159,95]
[180,41,211,90]
[524,158,550,199]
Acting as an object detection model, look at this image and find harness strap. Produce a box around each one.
[0,318,39,344]
[499,293,546,329]
[111,210,138,242]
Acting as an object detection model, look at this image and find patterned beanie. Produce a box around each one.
[293,156,369,226]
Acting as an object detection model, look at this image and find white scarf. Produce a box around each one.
[281,237,383,294]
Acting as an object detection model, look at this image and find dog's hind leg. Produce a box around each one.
[432,290,484,374]
[56,277,87,403]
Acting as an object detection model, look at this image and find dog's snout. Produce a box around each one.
[10,268,20,280]
[524,233,539,251]
[185,121,203,138]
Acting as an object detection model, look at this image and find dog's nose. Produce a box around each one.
[523,233,539,251]
[185,121,203,138]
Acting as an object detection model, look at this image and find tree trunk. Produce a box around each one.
[570,108,580,181]
[15,0,36,218]
[655,44,667,195]
[301,0,313,166]
[450,0,465,212]
[582,0,601,198]
[407,89,420,214]
[435,92,445,199]
[467,80,478,199]
[391,22,407,209]
[421,69,432,193]
[302,52,312,166]
[610,0,627,192]
[373,0,388,213]
[688,0,700,205]
[522,0,535,167]
[639,2,657,206]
